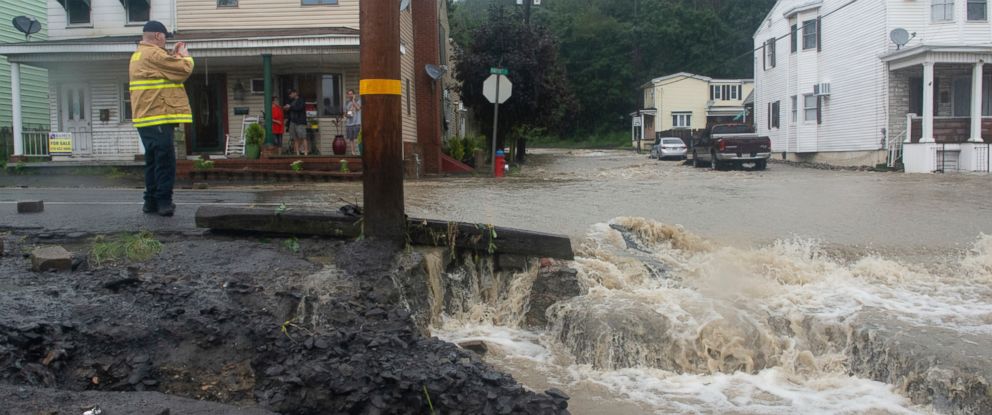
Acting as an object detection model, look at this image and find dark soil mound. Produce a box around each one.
[0,234,569,414]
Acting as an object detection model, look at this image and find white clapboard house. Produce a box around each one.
[754,0,992,173]
[0,0,457,174]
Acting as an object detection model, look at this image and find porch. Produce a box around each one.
[0,28,386,166]
[884,45,992,173]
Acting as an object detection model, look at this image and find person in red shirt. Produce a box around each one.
[271,96,285,152]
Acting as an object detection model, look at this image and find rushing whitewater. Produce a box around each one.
[431,217,992,414]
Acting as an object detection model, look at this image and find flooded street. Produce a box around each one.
[262,149,990,414]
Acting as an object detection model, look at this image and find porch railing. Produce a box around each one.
[22,129,51,157]
[886,129,905,168]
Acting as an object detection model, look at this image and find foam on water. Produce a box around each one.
[431,219,992,414]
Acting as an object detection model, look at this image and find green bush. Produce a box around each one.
[462,135,486,159]
[448,137,465,162]
[245,123,265,146]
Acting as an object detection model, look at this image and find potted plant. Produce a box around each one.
[244,123,264,160]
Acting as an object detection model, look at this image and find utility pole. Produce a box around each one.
[360,0,405,248]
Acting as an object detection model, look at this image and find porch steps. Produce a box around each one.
[188,168,361,182]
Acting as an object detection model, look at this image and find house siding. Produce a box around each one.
[49,63,142,159]
[176,0,359,31]
[401,4,417,145]
[756,0,888,156]
[1,0,49,129]
[47,0,175,40]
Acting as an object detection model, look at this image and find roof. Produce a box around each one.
[0,27,359,46]
[0,28,360,62]
[640,72,754,89]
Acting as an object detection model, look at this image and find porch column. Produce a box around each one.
[969,61,984,143]
[10,62,23,156]
[263,54,274,146]
[921,61,935,143]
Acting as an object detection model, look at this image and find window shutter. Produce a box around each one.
[710,86,714,101]
[763,43,767,70]
[817,17,822,52]
[791,24,798,53]
[768,103,772,129]
[816,97,822,124]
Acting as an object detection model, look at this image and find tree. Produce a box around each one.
[454,4,577,160]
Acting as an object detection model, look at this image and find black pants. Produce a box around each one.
[138,124,177,207]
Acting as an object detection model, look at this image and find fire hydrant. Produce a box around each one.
[495,150,506,177]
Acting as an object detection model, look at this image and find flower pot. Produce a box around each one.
[333,135,347,155]
[246,144,261,160]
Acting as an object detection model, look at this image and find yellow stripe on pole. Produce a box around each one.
[360,79,402,96]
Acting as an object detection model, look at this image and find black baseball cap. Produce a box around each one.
[142,21,173,38]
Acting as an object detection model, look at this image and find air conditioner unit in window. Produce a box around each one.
[814,83,831,96]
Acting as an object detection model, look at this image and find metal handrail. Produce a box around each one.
[887,130,906,168]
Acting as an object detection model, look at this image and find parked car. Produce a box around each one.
[650,137,688,160]
[691,124,771,170]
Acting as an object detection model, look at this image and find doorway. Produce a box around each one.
[59,84,93,156]
[185,74,228,154]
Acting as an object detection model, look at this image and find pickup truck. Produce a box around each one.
[691,124,771,170]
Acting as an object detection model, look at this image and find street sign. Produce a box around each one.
[483,74,512,104]
[490,67,509,75]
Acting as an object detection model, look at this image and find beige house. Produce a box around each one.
[1,0,456,173]
[632,72,753,148]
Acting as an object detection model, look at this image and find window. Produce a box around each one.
[804,94,819,122]
[969,0,987,20]
[279,74,343,117]
[250,79,265,95]
[933,0,955,21]
[672,112,692,128]
[125,0,150,23]
[764,38,777,69]
[802,19,818,50]
[217,0,238,6]
[320,74,343,116]
[302,0,338,4]
[770,101,781,128]
[712,85,722,100]
[66,0,91,25]
[121,83,132,121]
[791,24,798,53]
[791,95,797,124]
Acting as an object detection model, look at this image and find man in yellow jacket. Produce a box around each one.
[129,21,194,217]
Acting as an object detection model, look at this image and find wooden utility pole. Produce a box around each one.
[360,0,405,248]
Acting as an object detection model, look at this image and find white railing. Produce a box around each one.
[22,130,50,157]
[887,129,905,168]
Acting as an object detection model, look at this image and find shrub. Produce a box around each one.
[245,123,265,146]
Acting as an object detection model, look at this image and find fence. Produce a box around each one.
[22,128,51,157]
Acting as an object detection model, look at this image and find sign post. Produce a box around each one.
[483,69,512,177]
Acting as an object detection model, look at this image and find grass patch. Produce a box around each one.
[529,131,630,149]
[90,231,163,267]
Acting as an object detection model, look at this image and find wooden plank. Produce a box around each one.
[195,206,574,260]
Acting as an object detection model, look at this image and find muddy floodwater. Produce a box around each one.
[258,150,992,414]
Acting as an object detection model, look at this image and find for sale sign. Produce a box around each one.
[48,132,73,156]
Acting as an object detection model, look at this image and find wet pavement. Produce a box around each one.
[3,149,991,255]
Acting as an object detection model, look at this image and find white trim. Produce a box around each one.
[0,34,360,57]
[782,0,822,18]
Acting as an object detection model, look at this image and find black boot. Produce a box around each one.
[157,203,176,217]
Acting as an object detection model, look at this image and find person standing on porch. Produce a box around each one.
[345,89,362,155]
[284,89,309,156]
[271,96,285,151]
[129,20,193,217]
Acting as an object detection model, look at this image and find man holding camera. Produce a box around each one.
[129,20,194,217]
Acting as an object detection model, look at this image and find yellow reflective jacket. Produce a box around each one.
[128,42,194,128]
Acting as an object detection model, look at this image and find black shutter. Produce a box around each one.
[763,43,767,70]
[791,24,798,53]
[816,97,822,124]
[768,103,772,129]
[710,86,714,101]
[817,16,822,52]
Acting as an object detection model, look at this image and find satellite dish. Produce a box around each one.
[425,64,447,80]
[400,0,410,11]
[890,28,911,50]
[11,16,41,40]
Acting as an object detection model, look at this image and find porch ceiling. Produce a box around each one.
[0,28,360,64]
[883,45,992,71]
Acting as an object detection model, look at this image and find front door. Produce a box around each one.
[186,74,228,154]
[59,84,93,156]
